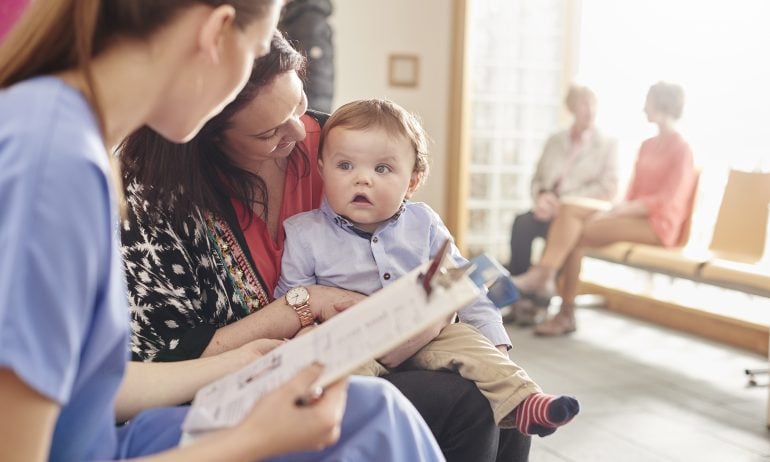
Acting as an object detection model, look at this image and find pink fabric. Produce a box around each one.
[0,0,28,42]
[625,133,697,247]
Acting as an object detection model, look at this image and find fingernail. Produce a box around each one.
[295,386,324,406]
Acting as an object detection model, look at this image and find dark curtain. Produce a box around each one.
[280,0,335,113]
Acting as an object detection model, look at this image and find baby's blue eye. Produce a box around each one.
[338,161,352,170]
[375,164,392,174]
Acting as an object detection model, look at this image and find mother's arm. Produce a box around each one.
[115,338,281,421]
[122,202,363,361]
[201,285,365,357]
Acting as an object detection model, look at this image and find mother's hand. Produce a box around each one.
[307,285,367,323]
[533,191,560,221]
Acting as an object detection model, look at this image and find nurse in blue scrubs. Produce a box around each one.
[0,1,444,461]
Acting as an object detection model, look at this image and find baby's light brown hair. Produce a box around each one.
[321,99,430,188]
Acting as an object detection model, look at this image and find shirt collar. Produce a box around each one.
[320,196,407,239]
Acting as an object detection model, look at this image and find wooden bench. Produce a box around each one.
[584,169,770,299]
[579,168,770,425]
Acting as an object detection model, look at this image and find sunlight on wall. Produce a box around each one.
[576,0,770,184]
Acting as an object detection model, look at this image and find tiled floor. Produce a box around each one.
[504,307,770,461]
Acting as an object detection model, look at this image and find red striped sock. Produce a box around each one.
[514,393,579,437]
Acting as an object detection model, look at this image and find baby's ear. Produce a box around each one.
[406,171,422,197]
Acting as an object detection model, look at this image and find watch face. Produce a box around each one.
[287,286,309,306]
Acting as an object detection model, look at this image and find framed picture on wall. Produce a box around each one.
[388,54,420,88]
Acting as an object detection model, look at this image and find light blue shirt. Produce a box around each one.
[276,198,511,348]
[0,77,129,461]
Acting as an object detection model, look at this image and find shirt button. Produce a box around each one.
[372,237,379,243]
[383,273,391,280]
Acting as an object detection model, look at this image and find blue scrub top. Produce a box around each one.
[0,76,129,461]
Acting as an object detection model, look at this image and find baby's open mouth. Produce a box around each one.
[353,194,371,204]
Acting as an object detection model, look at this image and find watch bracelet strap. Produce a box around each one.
[294,303,315,327]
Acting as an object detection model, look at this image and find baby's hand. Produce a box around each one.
[309,286,367,322]
[332,298,360,313]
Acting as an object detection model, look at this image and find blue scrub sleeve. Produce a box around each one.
[116,377,444,461]
[268,377,445,462]
[0,142,114,404]
[116,406,189,458]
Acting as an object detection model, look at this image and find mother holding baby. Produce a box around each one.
[120,33,531,462]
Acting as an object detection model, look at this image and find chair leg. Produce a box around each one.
[744,368,768,387]
[765,335,770,428]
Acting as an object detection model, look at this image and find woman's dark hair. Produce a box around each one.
[119,32,307,229]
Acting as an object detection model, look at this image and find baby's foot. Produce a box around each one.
[514,393,579,436]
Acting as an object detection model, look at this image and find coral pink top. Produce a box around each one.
[231,114,324,294]
[625,133,697,247]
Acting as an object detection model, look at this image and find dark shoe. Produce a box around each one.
[517,302,549,327]
[501,305,519,324]
[502,299,547,326]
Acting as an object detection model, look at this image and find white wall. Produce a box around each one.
[330,0,454,217]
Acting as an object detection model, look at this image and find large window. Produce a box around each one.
[464,0,770,260]
[465,0,571,261]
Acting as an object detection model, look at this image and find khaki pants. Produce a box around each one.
[354,323,541,428]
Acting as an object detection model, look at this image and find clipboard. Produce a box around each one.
[181,239,482,439]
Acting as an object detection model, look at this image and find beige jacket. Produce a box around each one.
[530,128,619,202]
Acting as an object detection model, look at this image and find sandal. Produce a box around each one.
[534,313,576,336]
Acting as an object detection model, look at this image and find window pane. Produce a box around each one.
[466,0,568,261]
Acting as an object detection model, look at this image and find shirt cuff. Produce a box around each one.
[476,322,512,350]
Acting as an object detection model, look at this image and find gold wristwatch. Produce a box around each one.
[285,286,314,327]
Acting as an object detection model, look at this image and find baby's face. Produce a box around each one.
[320,126,419,233]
